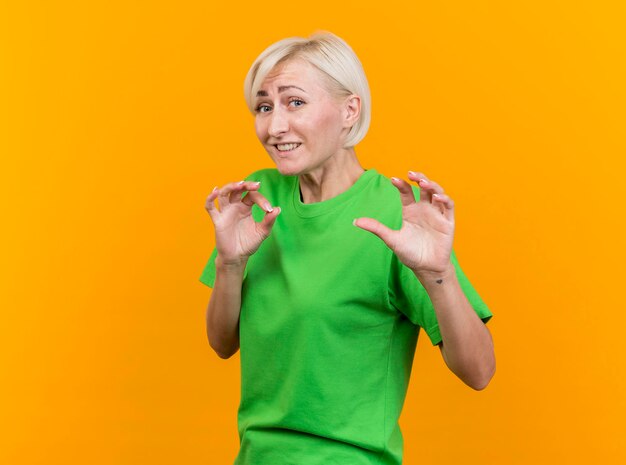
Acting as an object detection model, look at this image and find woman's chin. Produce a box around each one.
[273,160,304,177]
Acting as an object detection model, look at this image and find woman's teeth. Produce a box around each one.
[276,143,301,152]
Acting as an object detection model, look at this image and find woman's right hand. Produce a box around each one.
[205,180,281,266]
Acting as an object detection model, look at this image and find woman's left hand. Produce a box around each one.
[353,171,455,278]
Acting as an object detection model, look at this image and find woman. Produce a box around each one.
[200,31,495,465]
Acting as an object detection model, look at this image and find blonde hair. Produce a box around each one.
[243,31,371,148]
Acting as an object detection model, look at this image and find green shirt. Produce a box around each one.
[199,168,493,465]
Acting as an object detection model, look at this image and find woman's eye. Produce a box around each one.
[256,104,271,113]
[289,99,305,107]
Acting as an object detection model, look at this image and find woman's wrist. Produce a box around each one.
[215,254,248,271]
[413,262,456,287]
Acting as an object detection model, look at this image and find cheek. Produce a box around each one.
[313,111,344,140]
[254,118,265,141]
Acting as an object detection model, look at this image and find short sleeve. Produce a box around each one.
[199,246,218,288]
[388,249,493,346]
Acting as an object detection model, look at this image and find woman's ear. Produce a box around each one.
[342,94,361,128]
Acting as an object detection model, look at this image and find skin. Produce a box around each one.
[254,59,364,203]
[204,58,495,390]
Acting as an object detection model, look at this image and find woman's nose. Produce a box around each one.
[268,108,289,137]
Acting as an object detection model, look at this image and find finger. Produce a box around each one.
[407,171,431,202]
[218,181,242,206]
[408,171,444,203]
[390,177,418,207]
[432,193,455,221]
[255,206,282,238]
[205,186,220,220]
[218,180,261,206]
[229,181,262,203]
[242,191,275,213]
[418,178,444,198]
[407,171,429,185]
[223,180,262,205]
[353,217,398,250]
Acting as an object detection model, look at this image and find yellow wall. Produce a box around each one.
[1,1,624,463]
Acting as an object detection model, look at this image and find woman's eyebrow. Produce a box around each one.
[256,85,307,97]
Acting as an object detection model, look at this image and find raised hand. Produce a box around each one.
[205,180,281,266]
[353,171,455,278]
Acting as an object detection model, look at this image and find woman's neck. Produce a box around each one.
[298,148,365,204]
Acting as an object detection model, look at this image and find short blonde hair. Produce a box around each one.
[243,31,371,148]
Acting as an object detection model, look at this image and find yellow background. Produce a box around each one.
[1,1,625,463]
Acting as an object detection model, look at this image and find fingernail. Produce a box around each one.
[418,178,427,184]
[352,218,358,226]
[237,181,245,185]
[276,207,281,215]
[409,171,417,176]
[212,186,218,192]
[265,204,273,212]
[391,177,400,182]
[254,181,261,186]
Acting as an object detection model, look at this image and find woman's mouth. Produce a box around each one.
[275,143,302,152]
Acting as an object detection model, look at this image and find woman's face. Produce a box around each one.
[253,59,353,176]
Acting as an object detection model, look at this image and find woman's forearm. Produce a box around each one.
[206,255,247,359]
[416,264,495,390]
